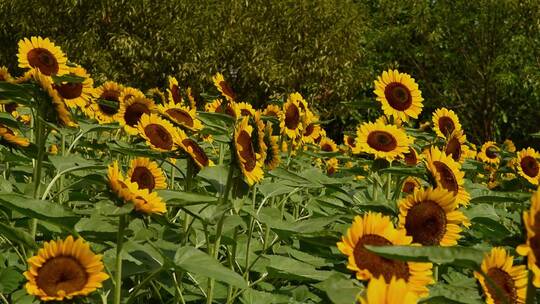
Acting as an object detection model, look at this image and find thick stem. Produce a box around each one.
[29,116,47,251]
[114,215,127,304]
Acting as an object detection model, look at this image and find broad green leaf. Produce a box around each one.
[379,166,425,177]
[0,222,37,249]
[51,73,86,84]
[197,164,229,193]
[0,267,24,293]
[173,246,247,288]
[263,255,334,281]
[157,189,217,206]
[365,245,484,266]
[313,274,360,304]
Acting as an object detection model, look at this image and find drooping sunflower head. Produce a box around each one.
[52,65,96,109]
[0,124,30,147]
[503,139,516,153]
[478,141,501,165]
[93,81,124,124]
[249,111,268,162]
[326,158,339,175]
[263,104,283,119]
[137,113,180,152]
[0,66,13,82]
[126,182,167,214]
[336,212,433,296]
[424,147,470,207]
[127,157,167,191]
[319,137,338,153]
[444,129,468,163]
[107,161,134,202]
[356,121,412,161]
[234,117,264,186]
[120,87,145,105]
[24,236,109,302]
[262,123,280,171]
[280,93,304,139]
[158,101,203,132]
[374,69,423,122]
[17,37,68,76]
[398,187,467,246]
[402,146,421,166]
[474,247,527,304]
[402,176,421,194]
[186,87,197,109]
[301,111,321,144]
[117,96,156,135]
[517,188,540,287]
[356,276,419,304]
[205,99,239,119]
[167,76,183,105]
[343,134,357,151]
[176,129,214,169]
[237,102,256,117]
[31,69,77,127]
[516,148,540,185]
[432,108,462,138]
[212,72,236,102]
[147,87,167,105]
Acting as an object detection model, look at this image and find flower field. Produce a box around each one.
[0,36,539,303]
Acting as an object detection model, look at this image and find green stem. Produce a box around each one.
[114,215,127,304]
[126,267,164,304]
[29,116,47,251]
[386,172,392,200]
[244,186,257,281]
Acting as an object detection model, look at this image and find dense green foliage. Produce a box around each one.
[1,0,539,145]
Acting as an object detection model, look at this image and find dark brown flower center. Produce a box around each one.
[182,138,209,167]
[166,108,194,128]
[530,234,540,268]
[346,136,356,148]
[352,234,410,282]
[321,142,334,152]
[438,117,455,136]
[402,180,418,194]
[237,130,257,171]
[384,82,412,111]
[125,102,150,127]
[285,104,300,130]
[445,138,462,162]
[4,102,18,113]
[304,124,315,137]
[265,109,278,117]
[433,161,458,193]
[486,146,499,159]
[240,109,252,116]
[53,83,83,100]
[36,256,88,297]
[403,149,418,165]
[99,90,120,115]
[27,48,59,76]
[367,131,397,152]
[521,156,539,178]
[219,81,236,100]
[131,167,155,191]
[485,268,517,304]
[144,124,173,150]
[404,200,447,245]
[171,84,181,104]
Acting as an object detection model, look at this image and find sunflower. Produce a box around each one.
[478,141,501,165]
[263,104,283,119]
[52,65,96,109]
[24,236,109,302]
[31,70,77,127]
[402,176,421,194]
[158,101,203,132]
[167,76,183,105]
[326,158,339,175]
[127,157,167,191]
[280,93,303,139]
[262,123,280,170]
[186,87,197,109]
[398,187,467,246]
[432,108,462,138]
[403,146,420,166]
[424,147,470,207]
[517,188,540,287]
[93,81,124,124]
[343,134,357,151]
[375,115,403,128]
[137,113,180,152]
[251,111,268,162]
[516,148,540,185]
[212,72,236,102]
[374,69,423,122]
[2,102,18,114]
[126,182,167,214]
[235,117,264,185]
[205,99,239,119]
[147,87,167,104]
[319,137,338,152]
[356,121,412,161]
[237,102,256,117]
[107,161,133,201]
[301,111,321,144]
[503,139,516,153]
[0,66,13,82]
[17,37,68,76]
[337,212,434,296]
[474,247,527,304]
[120,87,145,104]
[176,130,214,169]
[444,129,468,163]
[356,276,419,304]
[117,96,156,135]
[0,124,30,147]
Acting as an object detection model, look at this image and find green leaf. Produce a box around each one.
[0,222,37,249]
[157,190,217,206]
[365,245,484,267]
[51,73,86,84]
[0,267,24,293]
[197,164,230,193]
[313,274,360,304]
[264,255,334,281]
[378,166,426,177]
[173,246,247,289]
